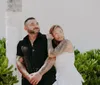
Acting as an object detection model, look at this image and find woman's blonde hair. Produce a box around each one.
[49,25,62,35]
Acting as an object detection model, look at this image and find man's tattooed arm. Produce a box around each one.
[16,56,30,80]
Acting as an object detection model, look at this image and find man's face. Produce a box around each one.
[25,19,40,34]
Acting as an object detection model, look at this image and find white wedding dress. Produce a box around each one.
[53,52,84,85]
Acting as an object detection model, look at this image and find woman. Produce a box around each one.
[31,25,84,85]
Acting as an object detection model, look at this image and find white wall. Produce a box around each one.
[22,0,100,52]
[0,0,6,38]
[6,12,22,85]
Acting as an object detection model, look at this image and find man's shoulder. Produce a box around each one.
[17,40,23,47]
[39,32,46,36]
[17,35,28,46]
[39,32,47,39]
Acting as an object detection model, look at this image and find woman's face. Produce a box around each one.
[52,27,64,41]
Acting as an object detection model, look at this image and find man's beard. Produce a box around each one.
[28,30,35,34]
[28,27,40,34]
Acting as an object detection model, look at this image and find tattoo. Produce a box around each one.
[38,57,56,76]
[16,56,29,79]
[38,39,68,76]
[50,39,68,56]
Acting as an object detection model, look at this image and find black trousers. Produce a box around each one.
[22,73,56,85]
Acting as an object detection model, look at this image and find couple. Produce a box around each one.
[16,17,84,85]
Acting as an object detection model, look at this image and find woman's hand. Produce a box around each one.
[48,49,56,58]
[29,72,42,85]
[46,34,54,39]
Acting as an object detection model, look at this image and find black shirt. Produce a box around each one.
[17,32,56,85]
[17,32,56,73]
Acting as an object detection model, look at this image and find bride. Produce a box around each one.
[30,25,84,85]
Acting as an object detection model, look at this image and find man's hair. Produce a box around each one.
[24,17,35,25]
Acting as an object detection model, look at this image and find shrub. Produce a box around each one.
[74,49,100,85]
[0,38,18,85]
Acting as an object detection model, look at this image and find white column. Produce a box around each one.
[6,0,22,85]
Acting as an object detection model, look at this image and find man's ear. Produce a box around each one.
[24,26,27,30]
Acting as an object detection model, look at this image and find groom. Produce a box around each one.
[16,17,56,85]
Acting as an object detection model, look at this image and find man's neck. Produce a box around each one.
[28,33,38,42]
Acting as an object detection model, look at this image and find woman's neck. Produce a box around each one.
[52,38,65,47]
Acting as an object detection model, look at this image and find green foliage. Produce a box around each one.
[0,38,6,57]
[74,49,100,85]
[0,38,18,85]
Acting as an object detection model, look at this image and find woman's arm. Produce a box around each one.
[29,39,69,84]
[29,39,74,85]
[38,56,56,76]
[63,40,74,53]
[52,39,68,56]
[29,56,56,85]
[38,39,68,76]
[38,35,56,76]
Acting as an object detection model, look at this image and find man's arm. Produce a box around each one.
[16,56,31,81]
[38,56,56,76]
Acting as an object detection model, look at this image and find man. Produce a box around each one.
[16,17,56,85]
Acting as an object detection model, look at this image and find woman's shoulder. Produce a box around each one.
[64,39,72,45]
[64,39,74,52]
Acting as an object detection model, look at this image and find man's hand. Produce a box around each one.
[29,72,42,85]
